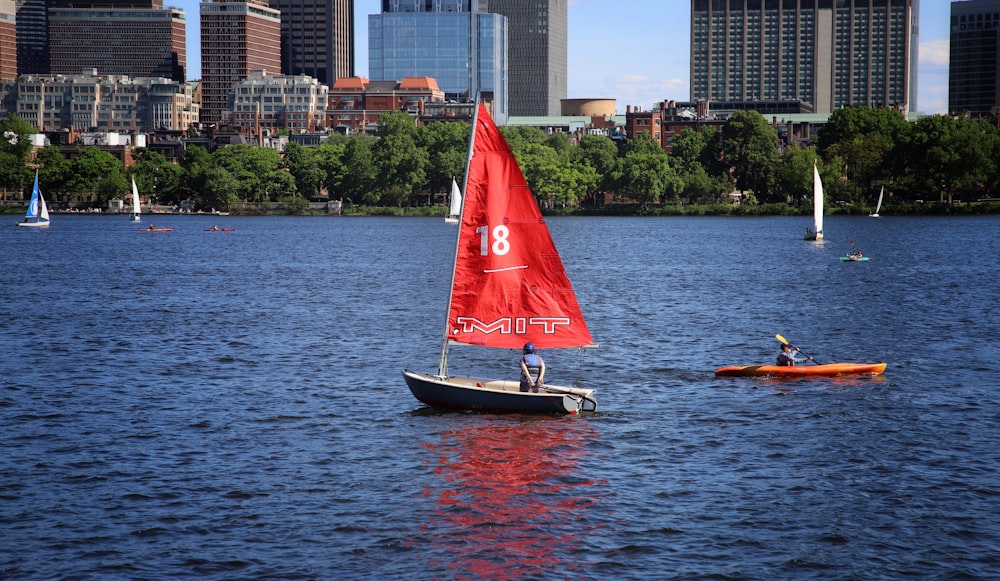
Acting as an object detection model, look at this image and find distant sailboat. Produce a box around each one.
[129,176,142,221]
[16,171,50,228]
[804,162,824,240]
[870,186,884,218]
[444,178,461,224]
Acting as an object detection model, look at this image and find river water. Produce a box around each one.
[2,214,997,579]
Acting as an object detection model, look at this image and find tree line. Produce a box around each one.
[2,106,998,214]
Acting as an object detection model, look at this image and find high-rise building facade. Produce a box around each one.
[949,0,1000,118]
[368,0,508,122]
[15,0,47,76]
[488,0,567,117]
[47,1,186,82]
[690,0,918,114]
[268,0,353,86]
[0,0,15,82]
[200,0,281,126]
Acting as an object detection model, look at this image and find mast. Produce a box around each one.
[437,99,481,377]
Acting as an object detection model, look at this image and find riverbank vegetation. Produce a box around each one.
[2,106,999,216]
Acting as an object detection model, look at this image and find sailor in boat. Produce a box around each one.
[777,343,812,366]
[519,343,546,393]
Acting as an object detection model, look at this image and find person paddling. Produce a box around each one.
[777,343,812,366]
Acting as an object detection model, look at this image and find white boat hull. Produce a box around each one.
[16,221,49,228]
[403,370,597,414]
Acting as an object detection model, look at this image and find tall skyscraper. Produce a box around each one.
[200,0,281,126]
[269,0,354,85]
[488,0,567,116]
[14,0,46,76]
[0,0,15,82]
[47,0,186,82]
[690,0,919,114]
[949,0,1000,118]
[368,0,508,122]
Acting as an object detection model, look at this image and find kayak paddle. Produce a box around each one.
[775,333,819,364]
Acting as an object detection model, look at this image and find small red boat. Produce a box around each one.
[715,362,887,377]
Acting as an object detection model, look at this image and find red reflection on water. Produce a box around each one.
[420,417,601,580]
[757,373,887,390]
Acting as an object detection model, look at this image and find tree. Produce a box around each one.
[722,110,780,202]
[34,147,72,200]
[418,121,469,200]
[212,144,285,205]
[341,136,378,204]
[615,134,682,205]
[776,145,819,203]
[817,106,910,160]
[899,115,993,203]
[177,145,213,207]
[283,142,325,199]
[817,106,910,196]
[372,111,428,206]
[0,116,37,199]
[500,125,548,153]
[201,166,240,212]
[573,134,620,201]
[130,148,181,206]
[519,143,597,208]
[315,142,348,199]
[67,147,125,203]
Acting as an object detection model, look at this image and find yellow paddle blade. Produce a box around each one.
[775,334,789,345]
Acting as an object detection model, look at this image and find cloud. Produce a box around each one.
[921,39,950,69]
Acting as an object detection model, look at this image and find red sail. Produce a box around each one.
[446,104,594,350]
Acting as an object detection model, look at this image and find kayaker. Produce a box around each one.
[777,343,812,366]
[519,342,546,393]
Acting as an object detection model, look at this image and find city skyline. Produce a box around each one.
[170,0,950,115]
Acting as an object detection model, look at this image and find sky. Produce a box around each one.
[171,0,951,115]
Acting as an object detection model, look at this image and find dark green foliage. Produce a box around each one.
[15,106,1000,213]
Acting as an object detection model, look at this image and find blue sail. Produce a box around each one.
[25,173,40,218]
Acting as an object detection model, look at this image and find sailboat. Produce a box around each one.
[444,177,461,224]
[403,103,599,414]
[804,161,824,240]
[16,172,50,228]
[129,176,142,221]
[870,186,884,217]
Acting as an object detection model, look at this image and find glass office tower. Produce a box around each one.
[369,0,508,122]
[949,0,1000,118]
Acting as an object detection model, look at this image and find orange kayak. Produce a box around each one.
[715,362,887,377]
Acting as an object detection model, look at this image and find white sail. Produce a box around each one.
[39,192,49,222]
[812,162,824,240]
[444,178,461,223]
[130,177,142,221]
[871,186,883,217]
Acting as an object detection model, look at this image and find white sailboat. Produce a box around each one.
[870,186,884,217]
[16,172,50,228]
[129,176,142,221]
[444,178,461,224]
[804,162,824,240]
[403,103,599,414]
